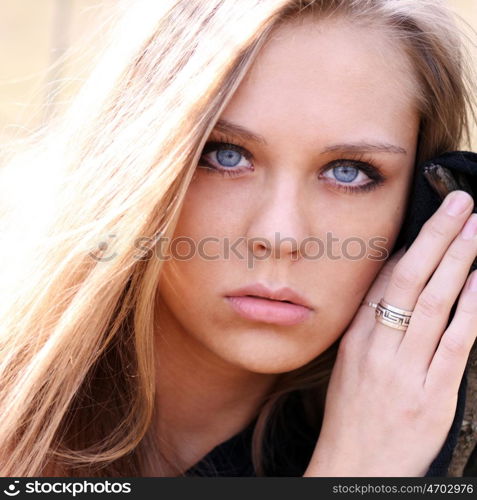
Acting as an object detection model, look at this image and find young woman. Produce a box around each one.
[0,0,476,477]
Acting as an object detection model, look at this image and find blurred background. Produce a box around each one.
[0,0,476,145]
[0,0,116,143]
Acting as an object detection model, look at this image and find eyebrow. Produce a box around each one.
[212,119,407,155]
[213,119,267,144]
[322,142,407,155]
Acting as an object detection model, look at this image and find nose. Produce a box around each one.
[246,176,311,261]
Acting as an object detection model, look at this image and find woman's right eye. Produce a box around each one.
[199,142,254,176]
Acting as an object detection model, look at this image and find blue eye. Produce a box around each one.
[216,149,242,167]
[199,141,253,176]
[332,165,359,183]
[320,159,386,194]
[322,161,372,187]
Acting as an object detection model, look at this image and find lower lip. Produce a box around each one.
[225,295,312,326]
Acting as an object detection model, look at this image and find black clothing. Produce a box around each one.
[184,371,467,476]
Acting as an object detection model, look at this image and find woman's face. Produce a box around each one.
[156,17,419,374]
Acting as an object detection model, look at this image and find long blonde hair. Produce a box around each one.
[0,0,475,477]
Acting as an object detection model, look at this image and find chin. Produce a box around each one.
[213,333,322,374]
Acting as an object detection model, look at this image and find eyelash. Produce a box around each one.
[198,139,386,194]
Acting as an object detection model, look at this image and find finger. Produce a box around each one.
[425,270,477,398]
[345,246,405,345]
[371,190,474,353]
[397,213,477,375]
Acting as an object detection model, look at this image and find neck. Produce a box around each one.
[146,309,279,476]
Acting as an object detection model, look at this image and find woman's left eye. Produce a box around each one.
[319,160,385,193]
[322,162,370,185]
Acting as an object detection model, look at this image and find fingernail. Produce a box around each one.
[468,271,477,292]
[461,214,477,240]
[444,191,472,216]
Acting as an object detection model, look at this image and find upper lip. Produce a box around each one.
[225,283,314,310]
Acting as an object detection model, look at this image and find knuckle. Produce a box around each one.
[391,263,421,292]
[425,219,448,239]
[439,333,468,359]
[416,290,447,318]
[446,245,467,264]
[459,294,477,315]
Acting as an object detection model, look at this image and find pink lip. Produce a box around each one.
[224,283,313,326]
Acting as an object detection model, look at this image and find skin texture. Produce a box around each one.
[151,17,421,474]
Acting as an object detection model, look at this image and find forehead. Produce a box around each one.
[222,16,419,143]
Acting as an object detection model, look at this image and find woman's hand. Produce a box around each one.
[304,190,477,477]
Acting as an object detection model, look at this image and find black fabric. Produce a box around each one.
[184,391,316,477]
[184,151,477,477]
[394,151,477,256]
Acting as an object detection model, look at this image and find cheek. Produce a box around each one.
[164,175,256,279]
[174,176,251,253]
[312,189,411,333]
[157,182,242,309]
